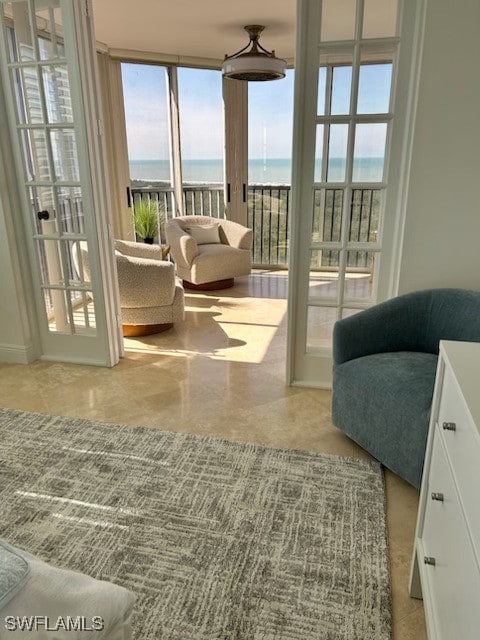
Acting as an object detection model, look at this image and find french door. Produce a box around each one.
[0,0,121,365]
[288,0,424,387]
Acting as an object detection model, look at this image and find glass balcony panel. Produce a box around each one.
[327,124,348,182]
[352,123,387,182]
[357,63,393,114]
[331,65,352,115]
[312,188,343,243]
[50,129,80,182]
[42,65,73,123]
[309,250,340,300]
[306,306,337,351]
[321,0,356,42]
[363,0,398,38]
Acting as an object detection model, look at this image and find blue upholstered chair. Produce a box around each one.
[332,289,480,488]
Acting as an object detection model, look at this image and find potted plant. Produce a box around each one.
[132,199,164,244]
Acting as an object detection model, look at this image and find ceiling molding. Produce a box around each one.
[105,48,295,70]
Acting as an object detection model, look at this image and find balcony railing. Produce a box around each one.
[131,184,380,268]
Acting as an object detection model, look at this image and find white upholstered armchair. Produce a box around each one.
[74,240,184,337]
[165,215,252,290]
[113,240,184,335]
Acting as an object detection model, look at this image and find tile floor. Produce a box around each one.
[0,270,427,639]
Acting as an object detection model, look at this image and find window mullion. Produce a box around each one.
[320,65,332,185]
[337,0,364,316]
[167,66,184,216]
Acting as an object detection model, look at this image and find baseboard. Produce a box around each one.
[0,343,36,364]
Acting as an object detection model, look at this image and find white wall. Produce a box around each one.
[398,0,480,293]
[0,194,35,363]
[0,87,38,364]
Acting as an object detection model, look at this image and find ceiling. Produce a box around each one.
[91,0,297,63]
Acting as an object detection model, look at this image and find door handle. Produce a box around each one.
[442,422,456,431]
[37,210,50,220]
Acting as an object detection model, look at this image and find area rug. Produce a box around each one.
[0,408,391,639]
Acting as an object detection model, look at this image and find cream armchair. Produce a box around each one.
[165,215,252,290]
[113,240,184,335]
[74,240,184,337]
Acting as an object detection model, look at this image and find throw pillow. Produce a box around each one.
[185,224,220,245]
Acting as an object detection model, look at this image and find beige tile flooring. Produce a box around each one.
[0,269,426,639]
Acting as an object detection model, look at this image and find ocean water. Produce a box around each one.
[129,157,384,185]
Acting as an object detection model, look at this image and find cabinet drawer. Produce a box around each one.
[422,432,480,640]
[436,366,480,553]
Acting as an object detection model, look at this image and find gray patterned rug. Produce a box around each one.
[0,408,391,639]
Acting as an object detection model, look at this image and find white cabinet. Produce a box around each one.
[410,340,480,640]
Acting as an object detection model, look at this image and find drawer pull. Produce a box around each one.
[424,556,436,566]
[442,422,457,431]
[431,492,444,502]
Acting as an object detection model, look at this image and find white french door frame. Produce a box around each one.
[287,0,427,387]
[167,65,185,217]
[0,0,122,366]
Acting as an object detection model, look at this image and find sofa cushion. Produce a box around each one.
[332,351,438,487]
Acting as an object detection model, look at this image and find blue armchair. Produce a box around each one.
[332,288,480,488]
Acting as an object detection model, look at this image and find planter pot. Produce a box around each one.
[143,237,154,244]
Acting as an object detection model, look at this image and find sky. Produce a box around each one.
[121,63,392,162]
